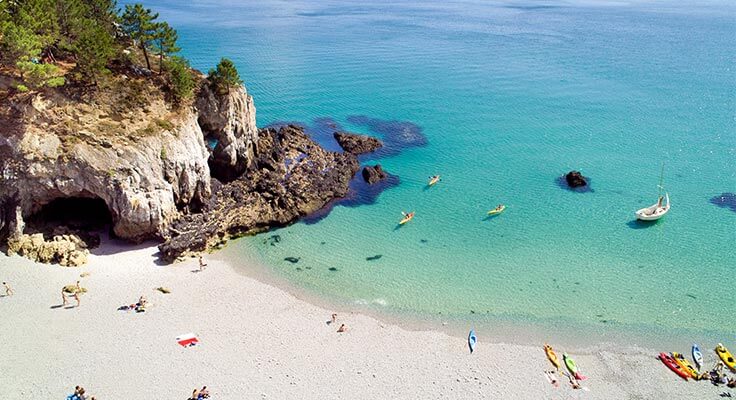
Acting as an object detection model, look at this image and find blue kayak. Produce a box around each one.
[468,328,477,353]
[692,344,704,371]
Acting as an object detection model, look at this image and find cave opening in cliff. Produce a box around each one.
[26,196,113,234]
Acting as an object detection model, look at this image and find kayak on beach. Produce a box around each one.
[544,344,561,371]
[671,352,699,379]
[468,329,477,354]
[715,343,735,371]
[658,352,689,380]
[563,353,586,381]
[691,344,704,371]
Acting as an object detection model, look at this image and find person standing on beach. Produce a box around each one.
[199,255,207,271]
[331,313,337,324]
[2,281,13,296]
[62,281,82,307]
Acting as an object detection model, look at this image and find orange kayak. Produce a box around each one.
[544,344,561,370]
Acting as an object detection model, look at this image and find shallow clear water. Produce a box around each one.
[134,0,736,344]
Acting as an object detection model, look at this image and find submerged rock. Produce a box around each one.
[565,171,588,188]
[362,165,388,184]
[366,255,382,261]
[284,257,300,263]
[334,132,383,155]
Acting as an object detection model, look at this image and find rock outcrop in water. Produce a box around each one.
[362,165,388,184]
[1,71,359,264]
[159,125,359,260]
[565,171,588,188]
[334,132,383,155]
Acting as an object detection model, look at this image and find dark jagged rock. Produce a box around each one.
[284,257,300,263]
[362,164,388,184]
[158,125,360,261]
[565,171,588,188]
[334,132,383,155]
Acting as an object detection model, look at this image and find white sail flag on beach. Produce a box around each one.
[176,333,199,347]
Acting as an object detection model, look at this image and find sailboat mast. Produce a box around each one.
[657,162,665,197]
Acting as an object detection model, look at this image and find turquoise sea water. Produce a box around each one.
[135,0,735,346]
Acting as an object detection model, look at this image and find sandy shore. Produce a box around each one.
[1,239,732,399]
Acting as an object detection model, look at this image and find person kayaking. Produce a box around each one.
[428,175,441,185]
[493,204,504,212]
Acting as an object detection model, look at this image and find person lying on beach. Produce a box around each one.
[199,386,210,398]
[337,323,347,333]
[189,388,200,400]
[3,281,13,296]
[727,378,735,388]
[543,370,559,387]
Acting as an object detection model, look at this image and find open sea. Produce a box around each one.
[132,0,735,348]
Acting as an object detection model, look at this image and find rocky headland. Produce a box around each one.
[0,68,363,264]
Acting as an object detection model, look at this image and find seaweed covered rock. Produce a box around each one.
[334,132,383,155]
[362,164,388,184]
[159,125,360,261]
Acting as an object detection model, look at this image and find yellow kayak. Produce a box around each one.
[716,343,736,371]
[428,176,441,186]
[672,352,699,379]
[487,205,506,215]
[399,212,415,225]
[544,344,561,370]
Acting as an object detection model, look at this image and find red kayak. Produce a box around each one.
[658,352,689,380]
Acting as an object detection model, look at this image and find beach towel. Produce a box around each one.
[176,333,199,347]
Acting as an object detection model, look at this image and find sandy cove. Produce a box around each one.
[1,240,731,400]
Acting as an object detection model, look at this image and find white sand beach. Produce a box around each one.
[1,240,732,399]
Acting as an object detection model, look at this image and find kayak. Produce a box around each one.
[563,353,586,380]
[715,343,736,371]
[692,344,704,371]
[672,352,699,379]
[487,205,506,215]
[544,344,561,370]
[659,352,689,380]
[399,212,415,225]
[428,176,441,186]
[468,329,477,354]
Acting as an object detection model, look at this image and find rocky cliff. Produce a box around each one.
[0,74,358,265]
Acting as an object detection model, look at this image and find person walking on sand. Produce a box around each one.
[2,281,13,296]
[199,255,207,271]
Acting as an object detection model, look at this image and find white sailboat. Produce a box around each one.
[636,192,670,221]
[636,164,670,221]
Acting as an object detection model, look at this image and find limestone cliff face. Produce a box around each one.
[196,84,258,181]
[0,78,258,245]
[0,100,211,242]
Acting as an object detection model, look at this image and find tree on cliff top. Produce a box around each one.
[121,3,159,71]
[152,21,179,73]
[208,58,242,95]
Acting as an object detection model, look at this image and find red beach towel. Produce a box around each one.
[176,333,199,347]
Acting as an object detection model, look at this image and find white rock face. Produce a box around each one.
[0,82,257,245]
[195,84,258,180]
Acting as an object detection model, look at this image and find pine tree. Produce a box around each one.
[207,58,242,94]
[153,22,179,73]
[164,56,195,104]
[74,20,115,84]
[121,3,159,71]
